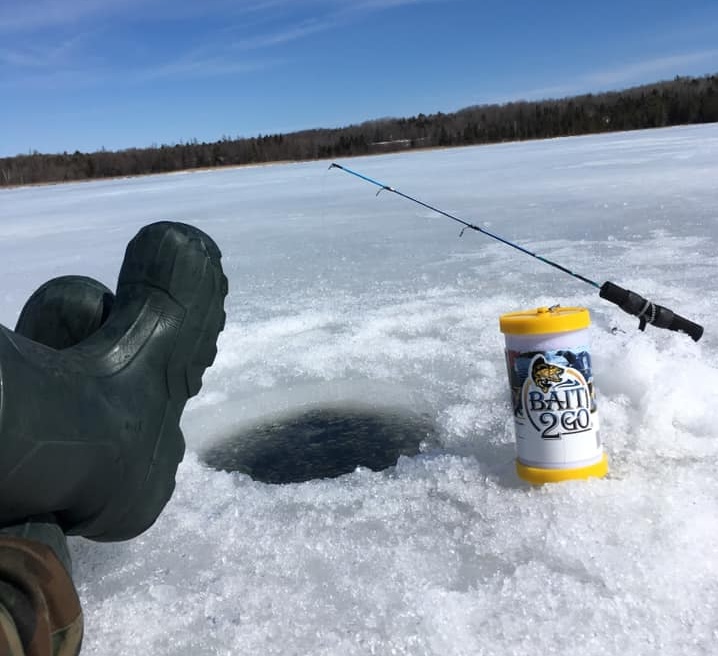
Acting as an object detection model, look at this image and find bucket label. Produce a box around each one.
[505,347,600,467]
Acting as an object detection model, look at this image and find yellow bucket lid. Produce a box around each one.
[499,305,590,335]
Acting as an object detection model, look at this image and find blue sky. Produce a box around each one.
[1,0,717,157]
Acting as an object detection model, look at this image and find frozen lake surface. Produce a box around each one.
[1,124,717,655]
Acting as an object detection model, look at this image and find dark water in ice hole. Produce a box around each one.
[200,405,439,484]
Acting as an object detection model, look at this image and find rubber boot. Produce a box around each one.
[0,221,227,541]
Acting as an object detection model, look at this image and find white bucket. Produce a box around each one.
[499,306,608,484]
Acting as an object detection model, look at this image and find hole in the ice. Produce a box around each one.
[200,405,439,484]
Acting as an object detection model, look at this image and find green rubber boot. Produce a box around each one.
[0,222,227,541]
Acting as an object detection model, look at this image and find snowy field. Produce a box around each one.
[1,124,717,655]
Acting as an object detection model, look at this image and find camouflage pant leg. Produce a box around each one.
[0,523,82,656]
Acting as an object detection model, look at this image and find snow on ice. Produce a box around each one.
[1,124,717,655]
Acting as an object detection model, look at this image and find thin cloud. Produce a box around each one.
[0,48,48,68]
[140,3,397,81]
[138,56,277,81]
[0,0,450,88]
[227,18,335,51]
[586,50,718,88]
[488,50,718,106]
[220,0,444,52]
[0,0,148,31]
[0,0,251,31]
[0,66,106,91]
[0,31,97,69]
[352,0,439,8]
[0,0,420,32]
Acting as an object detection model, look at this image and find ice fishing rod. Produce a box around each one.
[329,162,704,342]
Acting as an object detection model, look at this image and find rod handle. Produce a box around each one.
[599,281,703,342]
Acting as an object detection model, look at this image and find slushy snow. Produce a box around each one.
[1,124,717,655]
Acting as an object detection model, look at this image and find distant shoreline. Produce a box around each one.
[0,158,302,190]
[2,71,716,190]
[0,124,704,191]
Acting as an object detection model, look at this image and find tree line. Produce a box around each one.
[2,73,717,187]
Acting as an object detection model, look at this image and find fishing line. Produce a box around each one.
[329,162,704,342]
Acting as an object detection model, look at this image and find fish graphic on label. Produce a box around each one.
[513,353,601,466]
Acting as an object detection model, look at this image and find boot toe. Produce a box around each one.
[118,221,224,307]
[118,221,228,398]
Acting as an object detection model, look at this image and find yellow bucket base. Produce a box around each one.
[516,453,609,484]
